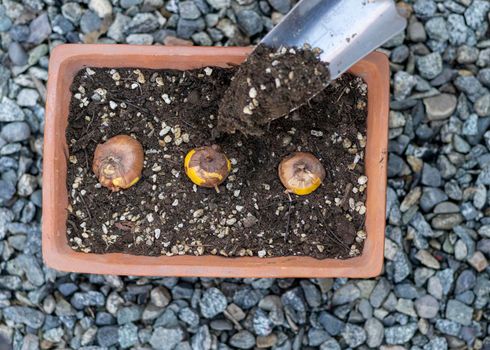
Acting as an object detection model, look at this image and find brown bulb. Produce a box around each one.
[278,152,326,195]
[92,135,144,191]
[184,145,231,191]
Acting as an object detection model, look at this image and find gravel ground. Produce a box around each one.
[1,0,490,349]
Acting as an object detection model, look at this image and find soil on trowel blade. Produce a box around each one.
[217,45,330,136]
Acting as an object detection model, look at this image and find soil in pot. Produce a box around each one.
[66,57,368,259]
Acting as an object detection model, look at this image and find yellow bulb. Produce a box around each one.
[278,152,326,196]
[184,146,230,190]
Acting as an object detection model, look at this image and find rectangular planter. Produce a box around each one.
[43,44,389,278]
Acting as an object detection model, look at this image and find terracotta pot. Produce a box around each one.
[43,44,389,278]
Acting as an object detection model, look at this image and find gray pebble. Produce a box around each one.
[179,1,201,20]
[229,330,255,349]
[416,52,443,79]
[27,13,51,45]
[236,10,263,36]
[446,299,473,325]
[200,287,227,318]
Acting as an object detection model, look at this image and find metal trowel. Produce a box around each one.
[262,0,406,79]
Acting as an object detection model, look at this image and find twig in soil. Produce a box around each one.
[181,119,196,129]
[284,191,293,242]
[339,183,353,208]
[110,96,149,114]
[316,208,350,251]
[78,194,92,220]
[83,148,89,170]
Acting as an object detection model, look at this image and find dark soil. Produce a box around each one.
[66,63,368,259]
[218,45,330,136]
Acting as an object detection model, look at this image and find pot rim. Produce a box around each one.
[42,45,389,278]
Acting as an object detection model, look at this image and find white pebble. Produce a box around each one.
[162,94,171,104]
[358,175,368,185]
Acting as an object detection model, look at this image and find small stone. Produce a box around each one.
[8,42,28,66]
[341,324,366,348]
[0,98,25,122]
[457,45,479,64]
[421,163,441,187]
[446,299,473,326]
[454,75,483,97]
[108,13,130,42]
[447,14,469,45]
[80,10,102,34]
[474,94,490,117]
[431,214,464,230]
[178,307,200,327]
[464,0,490,30]
[462,114,479,135]
[200,287,227,318]
[127,13,159,33]
[17,174,37,197]
[150,327,184,350]
[425,17,448,42]
[252,308,272,336]
[423,337,448,350]
[236,10,263,36]
[207,0,230,9]
[268,0,292,14]
[413,0,436,18]
[391,45,410,63]
[179,1,201,19]
[369,278,391,308]
[1,122,30,142]
[151,286,171,307]
[393,71,417,101]
[318,312,344,336]
[97,326,119,347]
[332,284,360,305]
[118,323,138,348]
[300,280,321,307]
[89,0,112,18]
[307,328,329,347]
[365,317,384,348]
[415,250,440,269]
[414,295,439,318]
[384,323,418,344]
[3,306,45,329]
[17,89,39,107]
[416,52,443,79]
[420,187,447,212]
[436,319,461,336]
[126,33,154,45]
[467,251,488,272]
[117,306,142,324]
[389,111,406,128]
[62,3,83,24]
[28,13,51,45]
[229,330,255,349]
[177,18,205,39]
[423,94,457,120]
[408,20,426,42]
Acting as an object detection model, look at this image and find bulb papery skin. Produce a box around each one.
[184,146,231,188]
[278,152,325,196]
[92,135,144,191]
